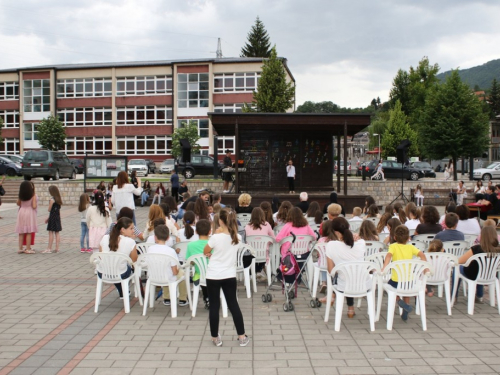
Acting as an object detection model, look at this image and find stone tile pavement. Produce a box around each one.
[0,203,500,375]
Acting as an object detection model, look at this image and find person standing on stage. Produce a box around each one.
[287,159,296,194]
[223,150,233,193]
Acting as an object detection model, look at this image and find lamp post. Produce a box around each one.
[373,133,381,161]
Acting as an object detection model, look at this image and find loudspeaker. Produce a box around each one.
[396,139,411,164]
[180,139,191,163]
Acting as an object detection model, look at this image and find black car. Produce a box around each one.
[22,150,77,181]
[409,161,436,178]
[365,160,424,181]
[70,158,84,174]
[178,155,224,179]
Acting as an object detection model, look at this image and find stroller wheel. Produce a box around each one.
[288,302,294,311]
[316,299,322,308]
[309,300,316,308]
[266,294,272,302]
[283,303,289,312]
[288,291,295,300]
[261,294,267,303]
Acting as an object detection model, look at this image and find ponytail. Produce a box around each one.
[183,211,195,240]
[331,217,354,247]
[219,209,239,245]
[109,217,133,251]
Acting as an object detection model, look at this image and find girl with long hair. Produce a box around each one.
[275,207,316,254]
[245,207,275,238]
[376,213,392,234]
[152,182,165,205]
[111,171,142,225]
[15,181,38,254]
[404,202,421,230]
[203,209,249,347]
[393,202,407,223]
[363,196,376,215]
[385,217,402,245]
[358,220,379,241]
[143,205,166,239]
[78,193,91,253]
[194,197,210,221]
[140,180,152,207]
[86,191,112,252]
[178,211,198,242]
[365,204,380,219]
[43,185,63,253]
[275,200,292,226]
[306,201,321,218]
[260,201,275,228]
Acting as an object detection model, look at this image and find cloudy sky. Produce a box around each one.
[1,0,499,108]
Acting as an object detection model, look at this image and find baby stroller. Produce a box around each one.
[261,233,312,311]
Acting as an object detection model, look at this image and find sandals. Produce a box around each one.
[18,247,25,254]
[24,249,36,254]
[41,249,52,254]
[347,309,356,319]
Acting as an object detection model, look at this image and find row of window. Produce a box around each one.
[214,73,260,92]
[23,79,50,112]
[57,78,112,98]
[0,82,19,100]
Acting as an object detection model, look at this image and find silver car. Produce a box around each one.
[160,159,175,174]
[473,162,500,181]
[128,159,149,177]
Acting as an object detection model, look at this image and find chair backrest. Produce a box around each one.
[323,214,329,221]
[273,224,285,236]
[136,253,181,284]
[186,253,209,286]
[306,217,317,226]
[173,241,191,263]
[330,261,378,297]
[463,234,477,247]
[309,223,321,233]
[377,233,389,243]
[237,213,252,226]
[467,253,500,283]
[413,234,436,245]
[424,252,458,283]
[136,243,152,255]
[384,259,433,293]
[245,235,274,263]
[365,251,388,270]
[408,228,416,236]
[364,241,386,257]
[279,234,316,256]
[90,252,133,283]
[349,221,362,233]
[366,217,380,227]
[236,243,255,271]
[408,240,427,253]
[442,240,470,257]
[311,242,328,270]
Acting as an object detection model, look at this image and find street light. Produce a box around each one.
[373,133,381,161]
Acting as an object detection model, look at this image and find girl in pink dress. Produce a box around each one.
[15,181,38,254]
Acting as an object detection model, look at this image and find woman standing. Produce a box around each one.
[203,210,249,347]
[444,163,450,181]
[111,171,142,225]
[456,180,466,205]
[15,181,38,254]
[87,191,112,252]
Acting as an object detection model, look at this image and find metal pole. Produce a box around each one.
[343,122,348,196]
[235,120,239,194]
[378,134,380,161]
[337,135,341,192]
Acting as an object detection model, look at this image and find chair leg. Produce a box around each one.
[496,280,500,315]
[386,291,396,331]
[244,268,251,298]
[95,278,102,313]
[170,283,178,318]
[251,260,257,293]
[437,284,443,298]
[143,280,150,316]
[467,281,476,315]
[376,283,383,322]
[311,267,319,299]
[416,296,420,315]
[451,268,459,307]
[334,292,344,332]
[366,292,375,332]
[185,276,192,311]
[221,290,228,318]
[418,290,427,331]
[266,262,272,287]
[192,285,200,318]
[135,273,143,306]
[357,297,362,308]
[122,280,130,314]
[149,284,155,308]
[324,280,333,323]
[489,282,495,307]
[444,281,452,316]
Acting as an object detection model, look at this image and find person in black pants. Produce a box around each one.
[479,186,500,220]
[170,170,179,202]
[203,210,249,347]
[286,159,296,194]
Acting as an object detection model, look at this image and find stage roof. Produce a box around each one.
[208,112,372,136]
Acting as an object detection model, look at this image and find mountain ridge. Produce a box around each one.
[437,58,500,90]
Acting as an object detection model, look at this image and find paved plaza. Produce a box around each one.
[1,203,500,375]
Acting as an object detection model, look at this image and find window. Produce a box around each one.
[177,73,209,108]
[0,82,19,100]
[57,78,112,98]
[0,138,20,153]
[64,137,113,155]
[116,76,172,96]
[0,110,20,128]
[178,119,209,138]
[116,135,172,155]
[116,106,172,125]
[214,103,244,113]
[23,80,50,112]
[58,107,112,126]
[214,72,260,93]
[217,136,235,154]
[23,122,39,141]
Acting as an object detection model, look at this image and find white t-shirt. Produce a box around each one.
[349,216,363,222]
[147,244,179,282]
[286,165,296,177]
[146,235,175,248]
[456,219,481,236]
[99,234,136,274]
[206,233,242,280]
[111,184,143,214]
[178,226,199,242]
[405,218,421,230]
[325,239,367,291]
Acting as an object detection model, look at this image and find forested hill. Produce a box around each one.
[437,58,500,90]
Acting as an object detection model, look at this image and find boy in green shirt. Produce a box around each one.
[185,219,211,308]
[382,225,427,321]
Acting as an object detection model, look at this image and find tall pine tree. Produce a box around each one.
[241,17,271,57]
[380,100,418,158]
[243,46,295,113]
[489,78,500,117]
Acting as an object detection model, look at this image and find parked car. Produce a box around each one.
[334,160,352,176]
[364,159,424,181]
[178,155,224,179]
[22,150,77,181]
[70,158,84,174]
[144,159,156,174]
[128,159,149,177]
[0,154,23,164]
[409,161,436,178]
[159,159,175,174]
[473,162,500,181]
[0,156,22,176]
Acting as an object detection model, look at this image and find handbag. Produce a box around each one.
[0,186,5,196]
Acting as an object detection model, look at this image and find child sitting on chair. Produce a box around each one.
[349,207,363,222]
[382,225,427,322]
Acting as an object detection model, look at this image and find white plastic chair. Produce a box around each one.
[306,217,317,226]
[408,240,427,253]
[349,221,362,233]
[245,235,274,286]
[273,224,285,236]
[442,240,470,258]
[364,241,385,257]
[413,234,436,245]
[380,259,433,331]
[90,253,135,314]
[454,253,500,315]
[463,234,477,247]
[237,213,252,227]
[236,244,257,298]
[137,253,185,318]
[377,233,389,243]
[425,252,459,315]
[366,217,380,227]
[366,252,388,322]
[185,254,228,318]
[173,241,190,263]
[136,243,152,255]
[324,261,378,332]
[309,242,328,300]
[408,229,415,236]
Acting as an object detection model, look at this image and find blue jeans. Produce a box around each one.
[141,192,149,206]
[98,265,133,297]
[80,222,89,249]
[177,208,185,220]
[452,265,484,298]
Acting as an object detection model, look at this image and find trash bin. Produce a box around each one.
[362,163,366,181]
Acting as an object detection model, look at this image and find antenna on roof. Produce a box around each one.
[216,38,223,58]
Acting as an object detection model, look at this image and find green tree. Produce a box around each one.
[296,101,340,113]
[244,46,295,113]
[368,111,389,150]
[389,69,411,114]
[380,100,418,158]
[37,115,66,150]
[241,17,272,58]
[488,78,500,117]
[420,70,489,180]
[171,120,201,159]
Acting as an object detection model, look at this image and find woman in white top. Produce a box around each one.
[456,181,466,206]
[414,184,424,207]
[456,205,481,235]
[325,217,366,318]
[111,171,142,226]
[203,209,248,347]
[98,217,138,298]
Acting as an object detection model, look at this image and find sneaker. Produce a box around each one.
[212,334,223,347]
[238,335,250,347]
[178,300,188,306]
[86,248,93,253]
[476,297,484,304]
[80,248,86,253]
[163,299,171,306]
[397,299,413,313]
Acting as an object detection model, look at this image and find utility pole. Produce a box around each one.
[216,38,223,58]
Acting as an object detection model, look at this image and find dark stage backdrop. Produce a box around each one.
[238,131,333,191]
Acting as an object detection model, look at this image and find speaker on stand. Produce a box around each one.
[390,140,412,205]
